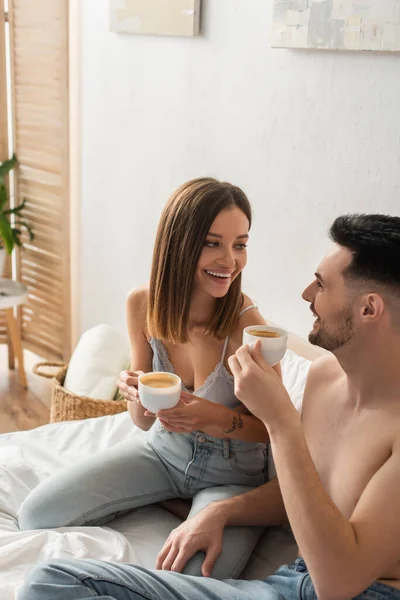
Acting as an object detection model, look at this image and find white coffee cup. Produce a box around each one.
[242,325,288,366]
[138,371,181,413]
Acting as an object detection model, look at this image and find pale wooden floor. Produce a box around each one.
[0,344,52,433]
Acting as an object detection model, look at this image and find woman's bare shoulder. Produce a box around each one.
[126,286,149,330]
[228,295,266,346]
[127,285,149,311]
[236,294,266,330]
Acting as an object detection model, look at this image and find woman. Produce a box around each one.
[18,178,279,579]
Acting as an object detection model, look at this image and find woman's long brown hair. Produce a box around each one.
[147,178,252,343]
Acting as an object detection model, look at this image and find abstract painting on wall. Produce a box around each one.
[272,0,400,51]
[110,0,201,37]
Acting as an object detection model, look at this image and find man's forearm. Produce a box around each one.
[269,416,362,598]
[209,477,288,527]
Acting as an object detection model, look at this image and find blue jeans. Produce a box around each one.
[18,423,267,579]
[17,558,400,600]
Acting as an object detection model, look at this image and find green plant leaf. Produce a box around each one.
[0,214,14,254]
[0,154,17,178]
[16,220,35,241]
[3,199,26,215]
[0,182,7,213]
[12,228,22,247]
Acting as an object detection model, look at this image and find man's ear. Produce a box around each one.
[360,293,384,322]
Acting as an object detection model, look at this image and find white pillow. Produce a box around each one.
[281,348,312,414]
[64,324,130,399]
[268,349,312,479]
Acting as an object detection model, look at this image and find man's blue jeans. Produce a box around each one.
[17,558,400,600]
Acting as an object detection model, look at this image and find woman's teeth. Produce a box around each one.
[205,270,231,279]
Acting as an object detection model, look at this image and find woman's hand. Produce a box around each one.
[116,370,145,404]
[156,392,220,434]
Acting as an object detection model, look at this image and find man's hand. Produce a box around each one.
[156,505,225,577]
[228,341,296,430]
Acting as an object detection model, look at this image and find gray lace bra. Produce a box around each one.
[148,304,258,410]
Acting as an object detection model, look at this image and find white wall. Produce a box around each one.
[79,0,400,340]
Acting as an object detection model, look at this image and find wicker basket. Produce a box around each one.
[33,362,128,423]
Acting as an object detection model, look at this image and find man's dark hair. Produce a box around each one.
[329,214,400,289]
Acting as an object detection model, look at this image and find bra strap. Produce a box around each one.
[239,303,258,317]
[220,336,230,363]
[220,304,259,363]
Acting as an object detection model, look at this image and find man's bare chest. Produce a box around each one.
[303,392,395,518]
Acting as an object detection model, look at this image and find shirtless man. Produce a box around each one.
[18,213,400,600]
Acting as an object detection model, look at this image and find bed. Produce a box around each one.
[0,337,322,599]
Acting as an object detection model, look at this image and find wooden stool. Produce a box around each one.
[0,278,28,388]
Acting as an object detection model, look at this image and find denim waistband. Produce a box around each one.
[181,430,266,453]
[289,559,400,599]
[289,558,308,573]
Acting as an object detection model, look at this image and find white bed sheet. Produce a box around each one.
[0,350,310,599]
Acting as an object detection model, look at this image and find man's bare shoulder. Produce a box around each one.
[306,353,344,389]
[301,354,344,421]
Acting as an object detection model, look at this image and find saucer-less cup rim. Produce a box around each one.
[242,325,288,367]
[138,371,181,394]
[243,325,288,342]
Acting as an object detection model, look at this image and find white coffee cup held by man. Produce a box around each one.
[242,325,288,366]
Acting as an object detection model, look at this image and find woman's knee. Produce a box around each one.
[18,502,48,531]
[181,553,204,578]
[18,488,65,530]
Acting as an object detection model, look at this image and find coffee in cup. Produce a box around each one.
[138,371,181,412]
[139,373,178,388]
[242,325,288,366]
[246,330,281,339]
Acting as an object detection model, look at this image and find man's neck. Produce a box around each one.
[333,333,400,408]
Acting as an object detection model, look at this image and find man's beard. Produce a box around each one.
[309,304,355,352]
